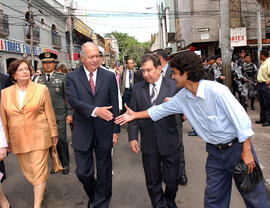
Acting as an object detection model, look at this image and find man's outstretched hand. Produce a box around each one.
[115,104,136,125]
[96,106,113,121]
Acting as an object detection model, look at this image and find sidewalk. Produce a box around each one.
[247,101,270,199]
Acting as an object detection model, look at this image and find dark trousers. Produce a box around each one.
[175,114,186,177]
[74,143,112,208]
[204,141,270,208]
[56,120,69,169]
[122,88,132,108]
[142,152,180,208]
[257,83,270,122]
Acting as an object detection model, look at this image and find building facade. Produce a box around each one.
[157,0,270,58]
[0,0,69,73]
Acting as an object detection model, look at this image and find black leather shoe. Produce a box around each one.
[179,175,188,185]
[50,169,55,174]
[88,200,94,208]
[188,131,197,136]
[262,121,270,127]
[62,167,70,175]
[255,120,265,124]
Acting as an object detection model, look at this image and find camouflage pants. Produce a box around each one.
[238,82,256,106]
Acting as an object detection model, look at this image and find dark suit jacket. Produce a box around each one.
[66,66,120,151]
[0,73,12,91]
[128,77,179,156]
[134,69,144,85]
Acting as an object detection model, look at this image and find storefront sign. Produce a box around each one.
[231,27,247,47]
[0,38,42,55]
[0,38,58,56]
[74,19,93,39]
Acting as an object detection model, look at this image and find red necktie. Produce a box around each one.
[89,72,95,95]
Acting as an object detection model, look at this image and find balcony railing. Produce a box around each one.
[24,24,40,44]
[66,44,81,53]
[0,13,9,36]
[52,32,62,49]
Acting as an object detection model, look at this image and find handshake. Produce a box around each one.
[95,104,136,125]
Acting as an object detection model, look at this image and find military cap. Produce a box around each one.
[39,52,57,63]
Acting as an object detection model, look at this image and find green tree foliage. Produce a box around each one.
[106,32,152,67]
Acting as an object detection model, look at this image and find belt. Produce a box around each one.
[211,138,238,150]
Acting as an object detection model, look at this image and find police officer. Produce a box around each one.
[233,61,249,111]
[37,52,73,174]
[241,54,258,110]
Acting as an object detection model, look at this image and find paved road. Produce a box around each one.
[2,101,269,207]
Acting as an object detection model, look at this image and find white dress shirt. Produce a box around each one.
[18,89,26,108]
[149,74,162,97]
[125,69,133,89]
[0,117,7,148]
[84,66,97,86]
[84,66,98,117]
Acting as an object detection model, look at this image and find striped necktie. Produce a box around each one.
[150,83,158,105]
[89,72,95,95]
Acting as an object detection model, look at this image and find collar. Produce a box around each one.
[83,66,97,75]
[186,80,205,99]
[151,74,163,88]
[161,63,168,73]
[45,71,54,76]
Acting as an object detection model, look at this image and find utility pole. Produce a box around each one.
[256,3,262,67]
[28,0,34,67]
[220,0,232,89]
[68,0,75,69]
[174,0,180,51]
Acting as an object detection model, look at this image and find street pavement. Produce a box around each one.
[2,101,270,207]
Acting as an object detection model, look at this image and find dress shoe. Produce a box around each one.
[255,120,265,124]
[50,169,55,174]
[88,199,94,208]
[179,175,188,185]
[62,167,70,175]
[262,121,270,127]
[188,130,197,136]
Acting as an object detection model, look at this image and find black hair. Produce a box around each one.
[153,49,168,61]
[140,53,161,69]
[170,51,204,82]
[260,49,269,58]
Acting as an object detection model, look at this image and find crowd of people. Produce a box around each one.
[0,42,269,208]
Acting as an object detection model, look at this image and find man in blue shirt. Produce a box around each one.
[115,51,270,208]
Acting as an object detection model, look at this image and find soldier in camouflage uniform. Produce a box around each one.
[233,54,256,111]
[241,54,258,110]
[37,52,73,175]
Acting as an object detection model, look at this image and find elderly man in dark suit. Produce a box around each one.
[128,53,181,208]
[153,49,188,185]
[66,42,120,208]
